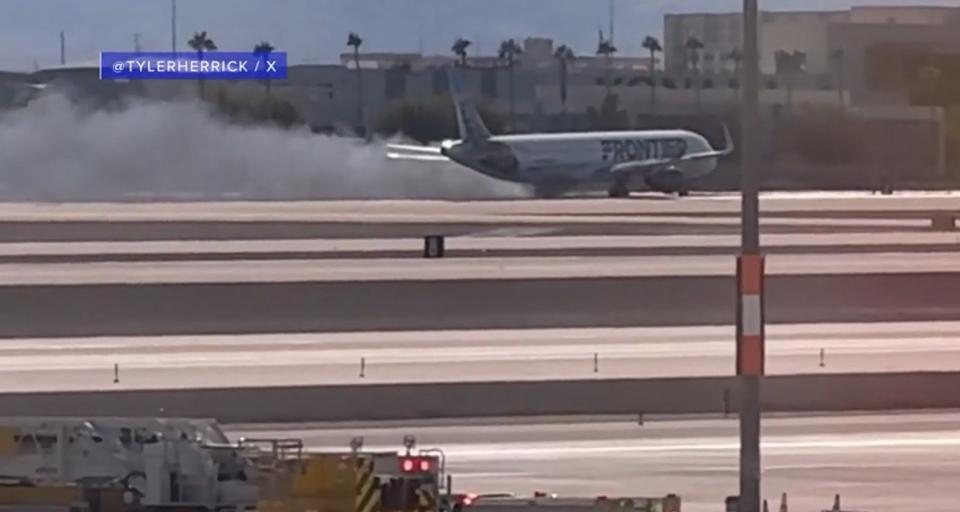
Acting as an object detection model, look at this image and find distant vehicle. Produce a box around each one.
[447,492,517,509]
[387,68,733,198]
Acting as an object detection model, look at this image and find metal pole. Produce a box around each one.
[59,31,65,66]
[742,0,760,255]
[739,1,762,512]
[171,0,177,53]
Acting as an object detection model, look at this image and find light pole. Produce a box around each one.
[738,1,763,512]
[171,0,177,53]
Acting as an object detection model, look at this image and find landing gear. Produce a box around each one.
[533,187,564,199]
[608,180,630,198]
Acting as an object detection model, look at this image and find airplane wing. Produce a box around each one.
[387,144,444,154]
[385,144,451,162]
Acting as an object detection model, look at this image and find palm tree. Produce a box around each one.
[596,29,618,98]
[642,36,663,114]
[188,31,217,99]
[452,38,472,68]
[347,32,365,135]
[776,50,806,107]
[831,48,846,108]
[253,41,275,97]
[498,38,523,132]
[685,37,704,112]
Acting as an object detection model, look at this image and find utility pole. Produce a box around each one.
[59,30,66,65]
[171,0,177,52]
[738,2,763,512]
[609,0,615,48]
[134,32,142,53]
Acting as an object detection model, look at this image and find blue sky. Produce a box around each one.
[0,0,954,71]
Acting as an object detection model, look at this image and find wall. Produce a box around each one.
[849,6,960,25]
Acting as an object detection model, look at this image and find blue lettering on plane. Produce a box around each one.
[601,138,687,162]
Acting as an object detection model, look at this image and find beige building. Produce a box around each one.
[664,5,959,76]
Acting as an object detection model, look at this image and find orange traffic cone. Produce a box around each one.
[779,492,788,512]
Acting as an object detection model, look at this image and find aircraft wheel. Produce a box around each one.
[608,183,630,198]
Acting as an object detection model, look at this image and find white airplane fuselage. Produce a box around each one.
[386,68,731,197]
[441,129,718,195]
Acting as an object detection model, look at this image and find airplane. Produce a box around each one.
[387,68,734,198]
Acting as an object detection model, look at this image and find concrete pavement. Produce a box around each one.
[3,322,960,391]
[0,192,953,242]
[2,252,960,285]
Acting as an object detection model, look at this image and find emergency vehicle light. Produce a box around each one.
[399,456,434,473]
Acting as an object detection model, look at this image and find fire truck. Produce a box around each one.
[257,435,443,512]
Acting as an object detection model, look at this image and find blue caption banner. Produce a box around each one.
[100,52,288,80]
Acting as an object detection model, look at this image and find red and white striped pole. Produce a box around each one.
[736,254,765,377]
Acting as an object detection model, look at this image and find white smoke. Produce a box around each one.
[0,93,527,201]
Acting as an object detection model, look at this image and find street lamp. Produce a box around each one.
[350,436,365,454]
[402,435,417,455]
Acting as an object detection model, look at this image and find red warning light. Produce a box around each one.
[419,459,431,472]
[401,458,416,472]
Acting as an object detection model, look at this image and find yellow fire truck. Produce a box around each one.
[256,443,443,512]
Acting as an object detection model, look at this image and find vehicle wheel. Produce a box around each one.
[608,183,630,198]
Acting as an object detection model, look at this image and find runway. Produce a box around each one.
[0,191,955,221]
[228,411,960,512]
[1,193,958,506]
[3,321,959,391]
[0,192,953,242]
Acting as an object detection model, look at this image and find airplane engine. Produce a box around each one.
[644,168,686,194]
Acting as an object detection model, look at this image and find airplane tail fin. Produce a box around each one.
[447,67,492,143]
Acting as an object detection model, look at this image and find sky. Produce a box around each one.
[0,0,955,72]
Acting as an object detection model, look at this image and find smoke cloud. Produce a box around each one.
[0,93,527,201]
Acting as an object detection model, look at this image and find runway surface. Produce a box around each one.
[1,252,959,285]
[229,411,960,512]
[2,271,960,337]
[3,322,960,391]
[0,192,953,242]
[0,191,956,221]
